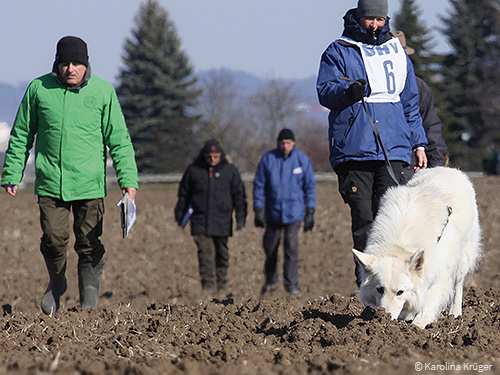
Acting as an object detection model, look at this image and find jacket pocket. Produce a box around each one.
[334,107,357,149]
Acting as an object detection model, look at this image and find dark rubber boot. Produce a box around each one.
[78,262,104,309]
[41,255,68,315]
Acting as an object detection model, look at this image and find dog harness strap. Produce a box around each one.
[437,205,453,243]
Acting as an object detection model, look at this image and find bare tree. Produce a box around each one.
[197,69,240,149]
[250,78,299,141]
[290,115,331,172]
[197,69,260,172]
[196,74,328,173]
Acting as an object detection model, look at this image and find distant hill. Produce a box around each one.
[0,70,325,127]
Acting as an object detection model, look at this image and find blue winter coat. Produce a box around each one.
[253,148,316,225]
[316,9,427,170]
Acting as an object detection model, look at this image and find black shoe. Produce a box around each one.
[260,283,278,295]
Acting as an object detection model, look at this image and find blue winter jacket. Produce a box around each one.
[253,148,316,225]
[316,9,427,170]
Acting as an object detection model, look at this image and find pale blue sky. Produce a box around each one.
[0,0,449,86]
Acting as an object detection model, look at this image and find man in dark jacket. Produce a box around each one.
[390,31,448,173]
[175,139,247,296]
[253,129,316,296]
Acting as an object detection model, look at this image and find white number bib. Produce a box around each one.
[339,36,407,103]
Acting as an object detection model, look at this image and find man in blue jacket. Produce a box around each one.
[253,129,316,296]
[316,0,428,287]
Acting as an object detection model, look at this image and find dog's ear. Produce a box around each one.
[407,248,425,276]
[397,245,419,258]
[352,249,374,273]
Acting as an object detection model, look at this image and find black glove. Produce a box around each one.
[254,208,265,228]
[236,218,246,231]
[303,208,315,232]
[346,79,367,102]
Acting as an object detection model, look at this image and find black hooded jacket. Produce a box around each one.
[174,149,247,237]
[415,76,448,167]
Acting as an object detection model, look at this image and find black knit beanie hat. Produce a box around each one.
[356,0,388,19]
[54,36,89,67]
[277,128,295,141]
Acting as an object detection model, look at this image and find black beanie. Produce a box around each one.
[356,0,388,19]
[201,139,223,154]
[55,36,89,67]
[277,128,295,141]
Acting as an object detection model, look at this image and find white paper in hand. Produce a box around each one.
[126,198,137,235]
[117,193,137,237]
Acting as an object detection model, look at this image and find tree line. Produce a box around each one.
[117,0,500,174]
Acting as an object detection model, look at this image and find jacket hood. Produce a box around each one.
[342,8,392,45]
[194,147,228,170]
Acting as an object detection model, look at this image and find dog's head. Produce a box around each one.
[352,246,425,321]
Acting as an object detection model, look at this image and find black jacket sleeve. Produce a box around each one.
[230,166,247,223]
[416,76,448,167]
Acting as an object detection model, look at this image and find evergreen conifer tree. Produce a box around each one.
[440,0,500,169]
[393,0,449,165]
[117,0,200,174]
[393,0,434,82]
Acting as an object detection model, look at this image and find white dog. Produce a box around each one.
[352,167,482,328]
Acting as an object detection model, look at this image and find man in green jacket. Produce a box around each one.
[1,36,139,315]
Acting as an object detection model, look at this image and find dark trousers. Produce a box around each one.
[263,221,301,292]
[38,196,105,266]
[336,161,406,286]
[194,234,229,292]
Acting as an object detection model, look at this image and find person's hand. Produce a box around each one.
[236,218,246,231]
[254,208,265,228]
[414,149,428,172]
[122,187,137,201]
[303,208,315,232]
[346,79,367,102]
[4,183,17,197]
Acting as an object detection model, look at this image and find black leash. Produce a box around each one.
[340,76,400,185]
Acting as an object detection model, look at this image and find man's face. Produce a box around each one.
[58,62,87,86]
[359,16,386,32]
[204,152,222,167]
[278,139,295,156]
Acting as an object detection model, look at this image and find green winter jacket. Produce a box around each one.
[1,73,138,201]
